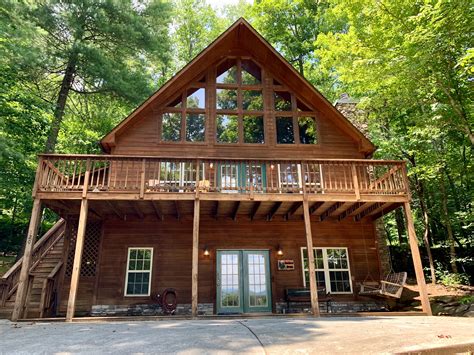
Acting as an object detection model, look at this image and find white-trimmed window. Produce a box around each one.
[125,248,153,296]
[301,247,352,294]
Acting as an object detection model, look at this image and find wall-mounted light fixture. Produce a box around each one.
[209,162,214,169]
[203,246,210,256]
[277,245,283,256]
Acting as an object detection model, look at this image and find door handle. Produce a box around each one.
[216,275,220,287]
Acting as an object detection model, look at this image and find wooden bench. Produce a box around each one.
[285,287,332,313]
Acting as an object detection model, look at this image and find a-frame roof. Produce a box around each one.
[100,18,375,155]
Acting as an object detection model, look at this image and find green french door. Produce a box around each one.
[216,250,272,314]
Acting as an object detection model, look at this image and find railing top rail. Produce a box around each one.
[38,153,406,165]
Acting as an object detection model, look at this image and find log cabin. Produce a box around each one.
[0,19,431,321]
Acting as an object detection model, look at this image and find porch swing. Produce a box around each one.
[358,215,407,299]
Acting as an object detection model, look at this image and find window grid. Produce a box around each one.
[247,253,268,307]
[220,253,240,307]
[125,247,153,297]
[216,58,265,145]
[301,247,352,294]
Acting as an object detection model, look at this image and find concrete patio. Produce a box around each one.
[1,316,473,354]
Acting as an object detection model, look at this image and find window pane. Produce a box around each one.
[274,91,292,111]
[217,62,238,84]
[186,88,205,109]
[299,117,318,144]
[217,89,238,110]
[186,113,205,142]
[243,115,264,144]
[162,112,181,141]
[242,59,261,85]
[329,271,351,292]
[216,115,238,143]
[242,90,263,111]
[276,117,294,144]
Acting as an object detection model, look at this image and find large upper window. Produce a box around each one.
[216,58,265,144]
[161,86,206,143]
[125,248,153,296]
[274,91,318,145]
[301,247,352,294]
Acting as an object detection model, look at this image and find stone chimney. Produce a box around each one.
[334,93,369,137]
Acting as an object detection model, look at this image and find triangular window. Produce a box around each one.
[241,59,261,85]
[217,59,238,84]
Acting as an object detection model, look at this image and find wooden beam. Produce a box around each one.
[354,202,387,221]
[303,199,320,317]
[151,201,163,221]
[232,201,240,221]
[312,201,334,216]
[285,202,302,220]
[369,203,400,220]
[267,201,282,221]
[66,198,89,322]
[250,201,261,220]
[130,202,144,219]
[11,199,42,321]
[320,202,344,221]
[331,202,356,218]
[338,202,375,221]
[403,202,432,315]
[174,201,180,220]
[106,201,124,220]
[191,198,200,317]
[309,202,324,215]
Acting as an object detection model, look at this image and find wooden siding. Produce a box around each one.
[59,216,380,313]
[111,108,363,159]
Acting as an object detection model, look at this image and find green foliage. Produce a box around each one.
[435,268,471,287]
[459,295,474,305]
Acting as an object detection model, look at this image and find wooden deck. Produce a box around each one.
[36,154,409,220]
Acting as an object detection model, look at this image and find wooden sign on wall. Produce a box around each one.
[277,259,295,271]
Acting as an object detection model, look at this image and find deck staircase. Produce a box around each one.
[0,219,66,319]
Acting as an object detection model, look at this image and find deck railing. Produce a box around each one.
[35,154,409,198]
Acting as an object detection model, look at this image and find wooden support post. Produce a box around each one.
[303,198,320,317]
[351,164,360,201]
[191,197,200,318]
[65,198,89,322]
[11,198,42,321]
[403,202,432,315]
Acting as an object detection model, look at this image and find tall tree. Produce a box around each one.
[172,0,222,68]
[13,0,172,153]
[317,0,473,278]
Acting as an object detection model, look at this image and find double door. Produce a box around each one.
[216,250,272,314]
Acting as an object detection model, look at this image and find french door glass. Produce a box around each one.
[217,250,271,314]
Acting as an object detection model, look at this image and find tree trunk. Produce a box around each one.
[394,208,405,245]
[440,172,458,273]
[45,51,78,153]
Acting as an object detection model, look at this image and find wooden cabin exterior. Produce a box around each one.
[0,19,431,321]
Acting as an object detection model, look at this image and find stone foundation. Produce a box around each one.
[91,301,387,316]
[91,303,214,317]
[275,300,388,314]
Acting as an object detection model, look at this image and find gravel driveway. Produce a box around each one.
[0,316,473,354]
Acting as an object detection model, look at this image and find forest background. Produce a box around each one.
[0,0,472,284]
